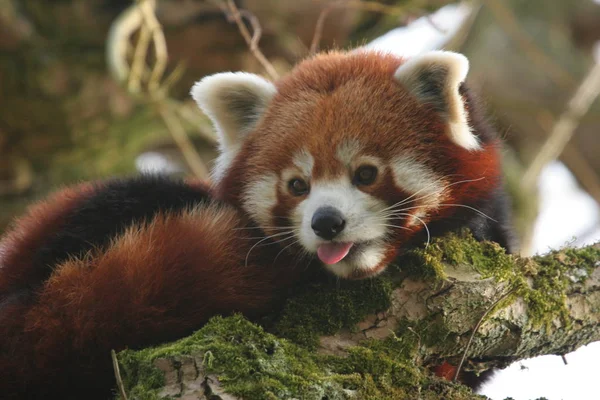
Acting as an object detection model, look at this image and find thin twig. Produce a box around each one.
[453,287,517,381]
[310,0,413,54]
[135,0,168,91]
[128,20,151,93]
[159,107,210,179]
[239,9,261,50]
[521,61,600,189]
[106,0,210,180]
[220,0,279,80]
[111,349,129,400]
[106,4,144,83]
[158,60,188,96]
[170,100,218,144]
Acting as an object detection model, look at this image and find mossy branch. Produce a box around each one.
[116,232,600,399]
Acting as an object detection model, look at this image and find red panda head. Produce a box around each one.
[191,50,502,279]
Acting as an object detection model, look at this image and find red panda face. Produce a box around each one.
[191,50,502,279]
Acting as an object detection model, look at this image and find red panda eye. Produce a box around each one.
[354,165,378,186]
[289,178,309,196]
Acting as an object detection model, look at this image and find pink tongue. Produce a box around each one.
[317,242,354,264]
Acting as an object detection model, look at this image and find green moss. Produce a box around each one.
[116,348,165,400]
[403,228,516,282]
[118,314,485,400]
[526,244,600,328]
[273,277,394,348]
[118,231,599,399]
[119,315,359,399]
[402,229,600,328]
[401,240,449,280]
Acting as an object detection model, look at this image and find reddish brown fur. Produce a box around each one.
[0,183,97,294]
[217,51,501,210]
[0,193,314,398]
[215,51,503,262]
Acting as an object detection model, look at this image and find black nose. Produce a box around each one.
[311,207,346,240]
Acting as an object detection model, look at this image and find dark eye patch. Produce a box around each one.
[288,178,309,196]
[353,165,378,186]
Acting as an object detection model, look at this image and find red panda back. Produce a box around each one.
[0,176,316,399]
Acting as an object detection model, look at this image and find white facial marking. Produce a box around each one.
[358,245,386,269]
[355,155,384,171]
[394,51,481,151]
[391,155,446,205]
[336,140,362,166]
[242,173,278,227]
[295,179,387,251]
[390,155,447,227]
[291,178,388,276]
[292,150,314,177]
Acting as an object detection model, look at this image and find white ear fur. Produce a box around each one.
[191,72,277,181]
[394,51,481,151]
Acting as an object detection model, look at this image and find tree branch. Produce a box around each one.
[116,232,600,399]
[521,60,600,189]
[215,0,280,81]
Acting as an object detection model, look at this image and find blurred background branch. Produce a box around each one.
[1,0,600,258]
[215,0,280,80]
[521,61,600,190]
[107,0,210,179]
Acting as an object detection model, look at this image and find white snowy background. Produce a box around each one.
[136,4,600,398]
[366,4,600,400]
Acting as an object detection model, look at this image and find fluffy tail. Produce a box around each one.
[0,176,301,399]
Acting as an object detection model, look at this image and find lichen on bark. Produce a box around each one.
[117,315,484,400]
[116,231,600,399]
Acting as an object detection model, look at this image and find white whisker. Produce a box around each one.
[395,212,430,247]
[242,232,294,242]
[437,204,497,222]
[244,231,297,267]
[273,239,301,263]
[375,224,412,231]
[380,203,496,223]
[233,225,295,231]
[379,180,445,212]
[380,177,487,213]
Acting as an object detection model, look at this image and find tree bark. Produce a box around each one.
[116,234,600,399]
[319,247,600,373]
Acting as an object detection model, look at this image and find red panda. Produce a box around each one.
[0,50,514,399]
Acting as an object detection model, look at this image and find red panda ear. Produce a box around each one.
[191,72,276,179]
[394,51,481,151]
